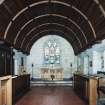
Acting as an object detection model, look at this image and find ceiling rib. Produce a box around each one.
[25,29,78,54]
[20,23,82,49]
[0,0,104,54]
[14,14,87,45]
[4,0,94,41]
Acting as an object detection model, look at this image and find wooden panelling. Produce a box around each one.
[0,44,14,76]
[0,0,104,54]
[12,74,30,104]
[0,76,12,105]
[73,74,97,105]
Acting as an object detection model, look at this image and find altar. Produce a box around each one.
[41,39,63,80]
[41,68,63,80]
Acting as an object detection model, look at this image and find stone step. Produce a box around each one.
[31,80,72,86]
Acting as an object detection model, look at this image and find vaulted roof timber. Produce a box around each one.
[0,0,104,54]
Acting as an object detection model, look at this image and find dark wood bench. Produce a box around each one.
[97,77,105,99]
[12,74,30,105]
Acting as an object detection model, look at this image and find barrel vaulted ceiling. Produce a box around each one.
[0,0,105,55]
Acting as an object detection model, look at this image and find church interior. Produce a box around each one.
[1,0,105,105]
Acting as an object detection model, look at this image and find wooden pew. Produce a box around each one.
[0,76,12,105]
[12,74,30,104]
[73,74,97,105]
[97,77,105,99]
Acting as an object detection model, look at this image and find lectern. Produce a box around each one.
[0,76,12,105]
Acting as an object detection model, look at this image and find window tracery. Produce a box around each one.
[44,39,60,65]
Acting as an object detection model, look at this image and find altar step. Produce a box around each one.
[31,80,72,86]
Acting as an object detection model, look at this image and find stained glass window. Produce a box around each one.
[44,39,60,65]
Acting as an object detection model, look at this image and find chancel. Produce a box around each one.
[1,0,105,105]
[27,35,73,82]
[40,38,63,80]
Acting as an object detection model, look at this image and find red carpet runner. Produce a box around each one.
[16,86,85,105]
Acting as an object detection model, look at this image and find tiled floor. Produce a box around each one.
[16,86,85,105]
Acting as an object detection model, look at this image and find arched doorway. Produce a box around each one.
[27,35,77,81]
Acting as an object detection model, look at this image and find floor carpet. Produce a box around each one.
[16,86,85,105]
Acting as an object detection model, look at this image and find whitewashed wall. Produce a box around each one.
[13,38,105,77]
[26,35,77,79]
[14,49,27,75]
[78,39,105,75]
[93,51,101,74]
